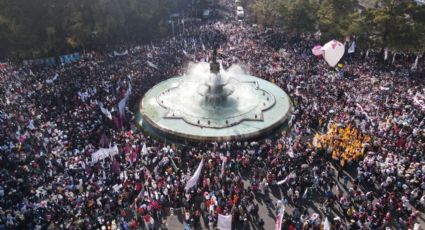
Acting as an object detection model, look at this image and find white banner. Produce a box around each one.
[184,159,204,191]
[217,214,232,230]
[92,145,119,163]
[113,50,128,56]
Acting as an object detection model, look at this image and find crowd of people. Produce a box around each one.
[313,124,371,166]
[0,3,424,230]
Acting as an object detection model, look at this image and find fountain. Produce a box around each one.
[138,46,292,142]
[201,46,233,107]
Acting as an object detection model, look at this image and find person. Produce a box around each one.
[343,175,350,187]
[257,218,264,229]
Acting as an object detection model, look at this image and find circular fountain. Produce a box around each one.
[138,47,292,142]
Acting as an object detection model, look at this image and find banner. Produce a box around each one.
[60,53,80,64]
[184,159,204,191]
[113,50,129,56]
[217,214,232,230]
[92,145,119,163]
[275,204,285,230]
[23,57,55,66]
[45,57,56,66]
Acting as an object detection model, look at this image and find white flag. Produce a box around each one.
[384,48,388,60]
[146,61,159,70]
[414,223,420,230]
[184,159,204,191]
[118,99,126,116]
[287,145,295,158]
[46,73,59,84]
[348,41,355,54]
[27,119,36,130]
[217,214,232,230]
[275,204,285,230]
[118,82,132,116]
[99,103,112,120]
[323,217,331,230]
[412,55,421,70]
[183,50,191,58]
[142,143,148,155]
[220,156,227,177]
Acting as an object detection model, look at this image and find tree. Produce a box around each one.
[362,0,425,52]
[317,0,360,41]
[249,0,283,27]
[280,0,319,34]
[0,0,177,59]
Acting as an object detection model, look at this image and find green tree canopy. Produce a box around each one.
[249,0,283,27]
[280,0,319,35]
[0,0,177,59]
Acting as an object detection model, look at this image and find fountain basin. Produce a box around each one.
[138,73,292,142]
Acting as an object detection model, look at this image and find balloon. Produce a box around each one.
[321,40,345,67]
[312,45,324,56]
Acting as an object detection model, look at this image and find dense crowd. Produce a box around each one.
[1,8,424,230]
